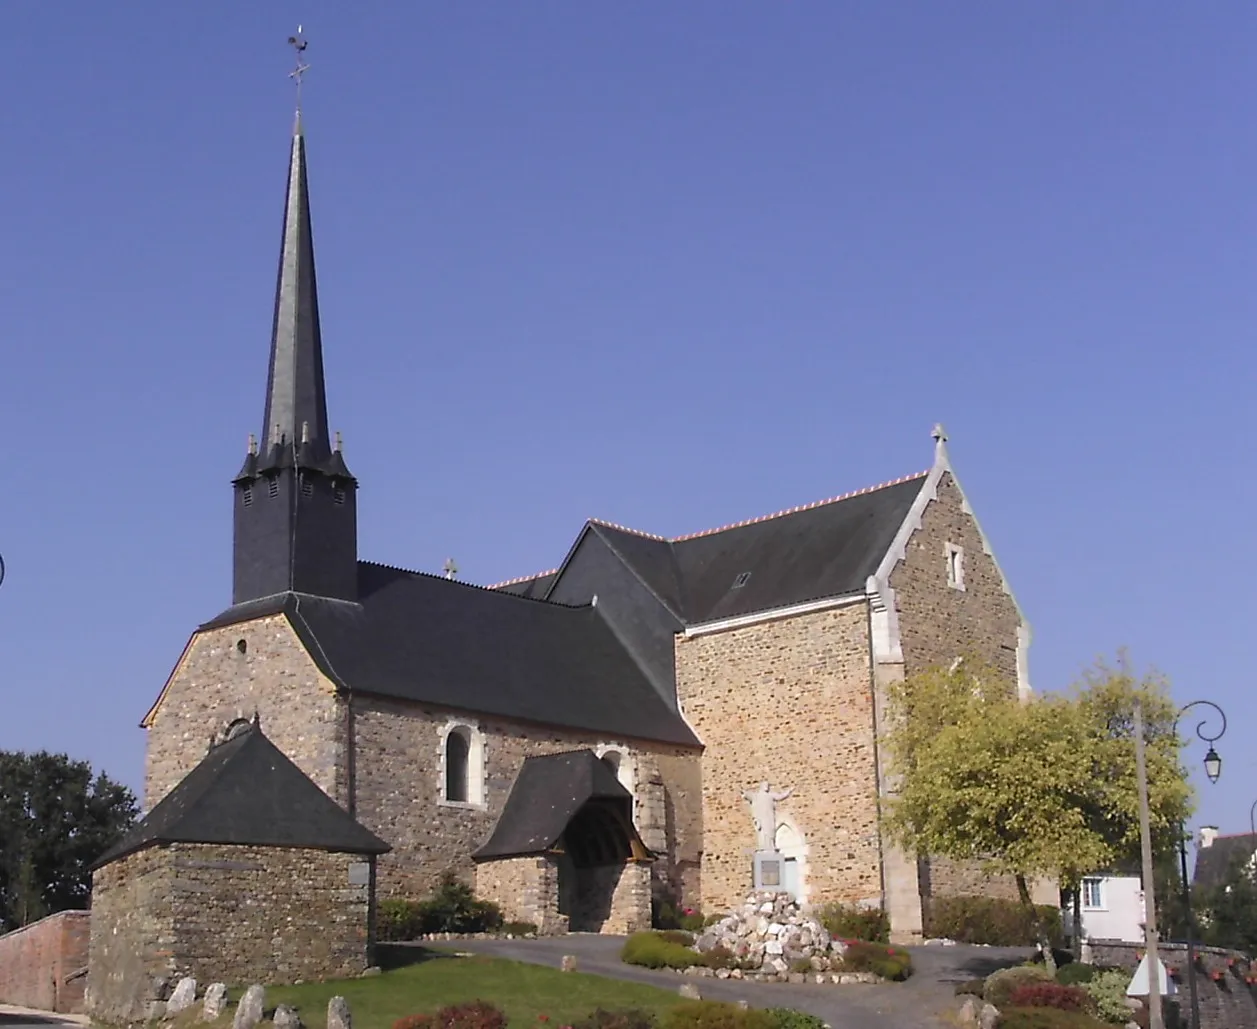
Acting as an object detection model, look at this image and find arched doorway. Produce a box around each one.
[774,820,808,904]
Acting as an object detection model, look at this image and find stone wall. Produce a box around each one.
[88,843,374,1022]
[888,471,1055,909]
[87,847,175,1024]
[889,472,1021,684]
[604,861,652,934]
[1090,941,1256,1029]
[674,603,882,917]
[475,856,567,934]
[0,910,91,1014]
[349,694,701,904]
[143,617,345,810]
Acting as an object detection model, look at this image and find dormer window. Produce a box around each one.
[945,543,965,590]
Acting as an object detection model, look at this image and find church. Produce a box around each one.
[128,110,1044,956]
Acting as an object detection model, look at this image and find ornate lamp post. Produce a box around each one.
[1175,700,1226,1029]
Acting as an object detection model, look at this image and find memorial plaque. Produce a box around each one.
[348,861,371,886]
[760,860,780,887]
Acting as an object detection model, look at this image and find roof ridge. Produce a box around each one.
[669,470,930,542]
[486,568,560,590]
[360,559,587,608]
[587,519,668,542]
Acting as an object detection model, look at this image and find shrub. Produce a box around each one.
[763,1010,826,1029]
[678,910,709,933]
[1055,963,1096,986]
[377,874,504,940]
[995,1010,1112,1029]
[571,1010,657,1029]
[836,940,913,981]
[621,931,700,971]
[817,902,890,943]
[703,946,737,970]
[984,966,1055,1009]
[955,979,986,997]
[1080,968,1139,1025]
[662,1001,775,1029]
[394,1005,507,1029]
[788,958,813,975]
[656,930,696,946]
[925,895,1064,947]
[1008,983,1095,1014]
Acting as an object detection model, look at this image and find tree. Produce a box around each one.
[881,657,1191,971]
[1196,852,1257,956]
[0,750,137,930]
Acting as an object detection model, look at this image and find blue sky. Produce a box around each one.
[0,4,1253,838]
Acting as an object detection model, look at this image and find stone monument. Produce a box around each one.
[744,781,792,891]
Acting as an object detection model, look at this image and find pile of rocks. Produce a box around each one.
[693,892,847,981]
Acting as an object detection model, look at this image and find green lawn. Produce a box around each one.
[201,949,686,1029]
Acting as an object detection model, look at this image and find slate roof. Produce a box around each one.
[199,562,700,747]
[1193,834,1257,890]
[94,724,389,869]
[473,749,643,861]
[545,473,928,624]
[491,571,559,599]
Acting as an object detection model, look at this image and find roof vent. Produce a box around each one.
[732,571,752,589]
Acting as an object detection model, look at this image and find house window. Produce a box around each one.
[945,543,965,590]
[439,721,485,807]
[1082,878,1104,910]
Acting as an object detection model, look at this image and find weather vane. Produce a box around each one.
[287,26,310,113]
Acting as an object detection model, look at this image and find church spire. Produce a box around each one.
[231,32,359,607]
[260,118,331,466]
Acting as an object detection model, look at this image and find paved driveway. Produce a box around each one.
[431,936,1032,1029]
[0,1009,86,1029]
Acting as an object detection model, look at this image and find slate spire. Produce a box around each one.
[261,122,332,467]
[231,112,359,606]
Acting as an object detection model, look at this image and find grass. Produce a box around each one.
[188,948,687,1029]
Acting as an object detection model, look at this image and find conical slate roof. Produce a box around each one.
[94,723,389,869]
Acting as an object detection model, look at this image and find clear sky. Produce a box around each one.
[1,4,1253,839]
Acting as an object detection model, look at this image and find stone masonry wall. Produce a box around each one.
[674,604,882,917]
[144,617,344,811]
[0,910,91,1014]
[888,470,1055,908]
[475,857,568,934]
[605,861,652,934]
[350,694,702,906]
[87,848,175,1024]
[89,842,372,1022]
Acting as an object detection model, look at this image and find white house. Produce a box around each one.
[1062,874,1145,944]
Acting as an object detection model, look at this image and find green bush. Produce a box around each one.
[1008,983,1095,1014]
[656,930,696,946]
[621,931,701,970]
[984,966,1055,1009]
[763,1010,826,1029]
[996,1010,1112,1029]
[925,895,1064,947]
[377,873,504,940]
[836,940,913,981]
[703,946,737,970]
[1055,963,1096,986]
[571,1010,658,1029]
[661,1001,775,1029]
[1080,968,1139,1025]
[817,902,890,943]
[955,979,986,997]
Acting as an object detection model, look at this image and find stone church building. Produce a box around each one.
[136,116,1044,947]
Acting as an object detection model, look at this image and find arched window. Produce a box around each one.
[445,729,470,803]
[601,751,621,776]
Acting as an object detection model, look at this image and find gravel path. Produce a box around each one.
[429,936,1032,1029]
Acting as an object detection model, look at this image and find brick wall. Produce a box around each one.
[675,603,882,917]
[88,843,373,1023]
[0,910,90,1014]
[144,617,344,810]
[349,694,701,903]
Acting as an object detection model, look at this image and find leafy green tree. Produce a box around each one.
[0,750,137,930]
[1196,851,1257,956]
[881,657,1191,971]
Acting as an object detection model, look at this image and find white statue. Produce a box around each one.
[743,781,793,851]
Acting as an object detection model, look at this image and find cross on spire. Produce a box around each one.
[288,26,310,123]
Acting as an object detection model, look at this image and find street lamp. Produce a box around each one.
[1175,700,1226,1029]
